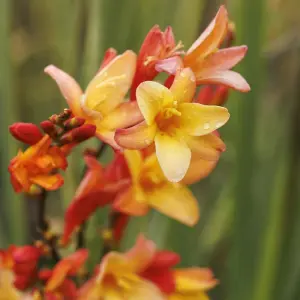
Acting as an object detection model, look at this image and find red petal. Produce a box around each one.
[150,251,181,269]
[98,48,117,71]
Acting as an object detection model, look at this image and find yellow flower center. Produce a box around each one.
[155,107,181,133]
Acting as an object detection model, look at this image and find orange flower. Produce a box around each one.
[156,6,250,92]
[8,135,67,193]
[113,150,200,226]
[62,153,130,245]
[130,25,183,100]
[115,68,229,182]
[44,50,143,148]
[77,235,164,300]
[40,249,88,299]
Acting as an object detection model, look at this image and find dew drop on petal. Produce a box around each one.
[204,122,210,130]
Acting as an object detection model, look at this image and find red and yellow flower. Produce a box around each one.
[115,68,229,182]
[113,150,200,226]
[156,5,250,92]
[8,135,67,193]
[45,50,143,148]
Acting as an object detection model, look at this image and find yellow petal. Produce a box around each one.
[125,280,165,300]
[185,5,228,63]
[124,150,143,180]
[174,268,218,293]
[115,121,157,150]
[44,65,85,118]
[178,103,229,136]
[170,68,196,104]
[31,174,64,191]
[147,183,199,226]
[113,185,149,216]
[83,50,137,117]
[136,81,173,125]
[155,133,191,182]
[99,101,143,130]
[186,133,226,161]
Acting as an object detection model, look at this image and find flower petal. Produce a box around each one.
[155,133,191,182]
[125,235,156,273]
[147,183,199,226]
[186,133,226,161]
[174,268,218,293]
[178,103,229,136]
[194,46,248,75]
[113,186,149,216]
[31,174,64,191]
[137,81,173,125]
[185,5,228,62]
[197,70,250,92]
[125,280,165,300]
[96,128,121,149]
[115,121,157,150]
[83,50,137,117]
[99,101,143,130]
[124,150,143,180]
[44,65,85,117]
[98,48,118,71]
[170,68,196,104]
[155,56,183,75]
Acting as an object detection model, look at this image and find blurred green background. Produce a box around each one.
[1,0,300,299]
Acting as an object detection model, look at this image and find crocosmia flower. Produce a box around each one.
[115,68,229,182]
[8,135,67,193]
[157,5,250,92]
[77,236,164,299]
[113,150,199,226]
[45,50,143,148]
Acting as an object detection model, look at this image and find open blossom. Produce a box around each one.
[156,5,250,92]
[8,135,67,193]
[115,68,229,182]
[113,150,199,226]
[45,50,143,148]
[130,25,183,99]
[77,236,164,299]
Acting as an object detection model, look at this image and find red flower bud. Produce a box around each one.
[13,246,41,263]
[40,120,56,136]
[60,124,96,144]
[64,117,85,130]
[9,122,43,145]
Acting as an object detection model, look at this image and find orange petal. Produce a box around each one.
[83,50,137,117]
[155,133,191,182]
[196,70,250,92]
[22,135,52,160]
[174,268,218,293]
[31,174,64,191]
[185,5,228,62]
[113,185,149,216]
[136,81,173,125]
[115,121,157,150]
[45,261,72,292]
[147,183,199,226]
[178,103,229,136]
[181,157,218,185]
[186,133,226,161]
[170,68,196,104]
[155,56,183,75]
[125,235,156,273]
[44,65,85,117]
[194,46,248,75]
[99,101,143,130]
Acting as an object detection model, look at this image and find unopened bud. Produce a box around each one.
[40,120,56,136]
[196,86,215,105]
[9,122,43,145]
[50,109,73,125]
[13,246,41,263]
[64,117,85,130]
[28,184,44,196]
[60,124,96,144]
[210,85,229,106]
